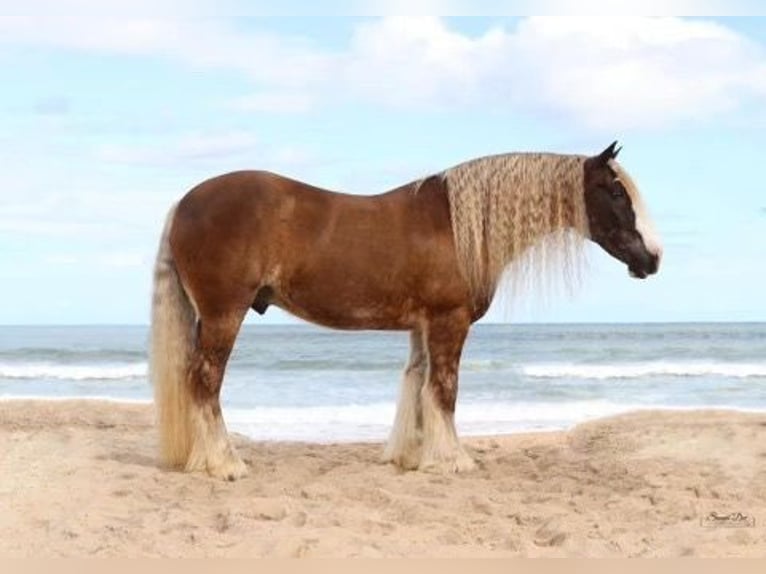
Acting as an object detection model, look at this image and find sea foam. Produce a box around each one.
[522,361,766,380]
[0,362,147,381]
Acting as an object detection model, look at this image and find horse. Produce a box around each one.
[149,141,661,481]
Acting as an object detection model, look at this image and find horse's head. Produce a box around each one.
[583,142,662,279]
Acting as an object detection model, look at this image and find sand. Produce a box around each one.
[1,400,765,557]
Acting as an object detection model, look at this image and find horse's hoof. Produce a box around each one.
[208,456,249,481]
[419,452,476,474]
[382,450,421,471]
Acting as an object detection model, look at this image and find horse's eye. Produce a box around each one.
[610,188,623,200]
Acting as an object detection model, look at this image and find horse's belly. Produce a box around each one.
[272,282,419,331]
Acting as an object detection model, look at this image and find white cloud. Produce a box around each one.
[0,220,102,236]
[45,251,146,269]
[506,17,766,129]
[228,91,314,113]
[33,96,71,116]
[95,251,147,268]
[8,0,753,18]
[2,15,765,130]
[339,17,766,129]
[342,17,506,108]
[46,254,79,265]
[355,0,761,16]
[95,130,260,165]
[0,8,336,88]
[93,130,317,178]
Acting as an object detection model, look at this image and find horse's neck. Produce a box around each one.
[485,155,586,259]
[444,153,587,306]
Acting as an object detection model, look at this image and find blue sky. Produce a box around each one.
[0,9,765,324]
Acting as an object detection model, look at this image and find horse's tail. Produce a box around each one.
[149,203,197,468]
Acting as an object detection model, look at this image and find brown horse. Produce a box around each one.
[150,141,661,480]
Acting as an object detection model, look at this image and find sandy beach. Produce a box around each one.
[1,400,765,557]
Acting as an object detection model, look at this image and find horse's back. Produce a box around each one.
[175,170,328,220]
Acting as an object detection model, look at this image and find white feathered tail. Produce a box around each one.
[149,204,197,468]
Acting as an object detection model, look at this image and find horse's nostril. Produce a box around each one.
[649,253,660,273]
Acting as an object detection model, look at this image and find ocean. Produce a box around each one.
[1,323,765,442]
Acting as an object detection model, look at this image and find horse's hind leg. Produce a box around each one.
[185,310,248,481]
[383,328,426,469]
[419,311,475,473]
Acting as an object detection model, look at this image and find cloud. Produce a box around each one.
[0,7,336,88]
[93,129,317,178]
[341,18,511,110]
[33,96,71,116]
[2,15,766,131]
[45,251,147,269]
[0,220,103,236]
[95,251,147,268]
[341,17,766,129]
[507,17,766,129]
[46,254,79,265]
[227,91,314,113]
[0,175,173,239]
[5,0,757,18]
[95,130,260,165]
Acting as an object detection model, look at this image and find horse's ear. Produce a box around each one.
[596,141,621,164]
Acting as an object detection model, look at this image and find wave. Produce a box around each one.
[2,393,765,442]
[256,358,400,372]
[223,399,652,442]
[0,348,146,362]
[522,361,766,380]
[0,362,147,381]
[247,359,513,373]
[4,359,764,383]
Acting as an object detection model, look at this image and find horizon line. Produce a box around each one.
[1,320,765,328]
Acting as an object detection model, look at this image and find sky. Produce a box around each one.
[0,8,765,325]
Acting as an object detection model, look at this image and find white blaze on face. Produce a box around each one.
[609,160,663,261]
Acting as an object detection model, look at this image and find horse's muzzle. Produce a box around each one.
[629,252,660,279]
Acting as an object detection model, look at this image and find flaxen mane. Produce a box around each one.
[441,153,590,308]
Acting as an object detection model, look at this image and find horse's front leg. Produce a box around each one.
[419,310,476,473]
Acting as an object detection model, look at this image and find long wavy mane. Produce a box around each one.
[441,153,590,309]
